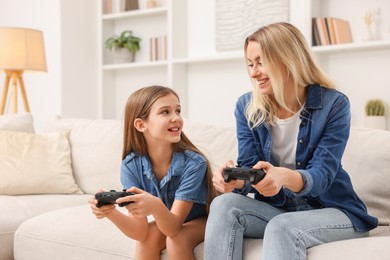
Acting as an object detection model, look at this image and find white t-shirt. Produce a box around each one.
[271,106,304,169]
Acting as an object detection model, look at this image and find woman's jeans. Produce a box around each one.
[204,193,368,260]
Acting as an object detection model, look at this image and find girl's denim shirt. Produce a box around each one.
[121,150,207,222]
[235,84,378,232]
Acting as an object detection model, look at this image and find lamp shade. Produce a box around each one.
[0,27,47,72]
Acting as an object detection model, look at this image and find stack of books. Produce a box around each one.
[102,0,138,14]
[312,17,353,46]
[150,35,167,61]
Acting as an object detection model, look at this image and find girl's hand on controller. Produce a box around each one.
[117,187,161,218]
[88,189,116,219]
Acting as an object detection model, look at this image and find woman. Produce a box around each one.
[204,22,377,260]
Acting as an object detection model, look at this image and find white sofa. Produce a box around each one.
[1,114,389,260]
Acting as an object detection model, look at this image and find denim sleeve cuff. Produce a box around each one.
[233,181,252,195]
[283,169,313,197]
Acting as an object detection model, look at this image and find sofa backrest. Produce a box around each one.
[45,116,123,194]
[342,128,390,226]
[183,118,238,171]
[44,116,390,226]
[44,116,238,194]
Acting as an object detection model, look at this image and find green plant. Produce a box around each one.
[105,30,141,53]
[365,99,385,116]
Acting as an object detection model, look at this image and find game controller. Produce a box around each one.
[223,167,266,184]
[95,189,135,208]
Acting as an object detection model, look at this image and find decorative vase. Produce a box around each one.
[114,48,135,63]
[364,116,386,130]
[362,25,374,42]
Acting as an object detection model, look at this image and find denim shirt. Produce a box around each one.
[121,150,208,222]
[235,84,378,232]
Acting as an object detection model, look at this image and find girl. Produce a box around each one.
[204,22,377,260]
[89,85,215,260]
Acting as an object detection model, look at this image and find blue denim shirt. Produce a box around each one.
[235,84,378,232]
[121,150,208,222]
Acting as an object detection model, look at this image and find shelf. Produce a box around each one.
[102,60,168,70]
[102,7,167,21]
[173,51,245,64]
[312,40,390,54]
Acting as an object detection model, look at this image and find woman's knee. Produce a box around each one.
[264,212,302,241]
[209,193,244,215]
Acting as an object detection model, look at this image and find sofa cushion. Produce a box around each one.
[0,194,90,260]
[15,205,389,260]
[0,112,34,132]
[0,131,82,195]
[342,128,390,226]
[14,205,248,260]
[183,118,237,171]
[306,236,390,259]
[14,206,137,260]
[44,116,123,194]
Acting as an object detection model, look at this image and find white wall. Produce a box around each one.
[1,0,389,130]
[0,0,98,132]
[60,0,99,121]
[0,0,62,132]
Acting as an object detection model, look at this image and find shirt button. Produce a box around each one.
[297,162,301,166]
[299,139,304,144]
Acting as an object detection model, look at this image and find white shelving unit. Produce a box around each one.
[98,0,390,129]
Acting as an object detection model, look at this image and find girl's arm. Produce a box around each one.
[106,209,149,241]
[89,195,149,241]
[117,187,192,237]
[153,199,193,237]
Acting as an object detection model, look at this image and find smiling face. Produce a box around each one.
[246,41,274,95]
[139,93,183,148]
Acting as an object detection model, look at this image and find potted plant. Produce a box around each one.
[364,99,386,130]
[105,30,141,63]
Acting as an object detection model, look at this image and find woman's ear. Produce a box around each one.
[134,118,146,132]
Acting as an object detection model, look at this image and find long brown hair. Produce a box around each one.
[244,22,337,127]
[122,85,217,211]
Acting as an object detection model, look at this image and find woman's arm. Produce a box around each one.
[295,93,351,197]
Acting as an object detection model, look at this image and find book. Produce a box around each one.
[102,0,112,14]
[315,18,330,45]
[332,18,352,44]
[124,0,138,11]
[150,36,167,61]
[325,17,336,45]
[312,18,321,46]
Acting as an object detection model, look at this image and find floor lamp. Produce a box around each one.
[0,27,47,114]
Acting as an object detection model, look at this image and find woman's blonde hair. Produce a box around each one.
[122,85,216,210]
[244,22,337,127]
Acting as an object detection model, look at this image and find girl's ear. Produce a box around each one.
[134,118,146,132]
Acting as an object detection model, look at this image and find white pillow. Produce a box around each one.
[44,116,123,194]
[0,113,35,133]
[0,130,82,195]
[343,128,390,225]
[183,118,238,171]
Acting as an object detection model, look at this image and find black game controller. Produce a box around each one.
[95,189,135,208]
[223,167,266,184]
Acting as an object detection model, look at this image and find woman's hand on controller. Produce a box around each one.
[212,160,244,193]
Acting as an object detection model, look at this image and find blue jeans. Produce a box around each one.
[204,193,368,260]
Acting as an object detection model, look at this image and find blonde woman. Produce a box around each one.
[204,22,377,260]
[89,86,215,260]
